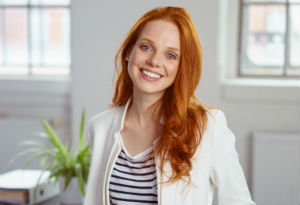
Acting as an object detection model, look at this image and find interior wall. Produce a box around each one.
[0,79,70,174]
[71,0,300,194]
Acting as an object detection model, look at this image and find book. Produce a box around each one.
[0,169,59,205]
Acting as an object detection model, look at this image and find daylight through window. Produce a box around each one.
[239,0,300,77]
[0,0,70,76]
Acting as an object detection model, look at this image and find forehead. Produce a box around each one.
[138,20,180,50]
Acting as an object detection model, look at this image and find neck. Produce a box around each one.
[127,88,162,128]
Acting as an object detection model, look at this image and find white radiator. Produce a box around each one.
[252,131,300,205]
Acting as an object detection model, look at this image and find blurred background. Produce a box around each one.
[0,0,299,204]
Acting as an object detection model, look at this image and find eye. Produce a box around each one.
[167,53,176,60]
[140,45,150,51]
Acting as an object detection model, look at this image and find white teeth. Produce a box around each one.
[142,70,161,79]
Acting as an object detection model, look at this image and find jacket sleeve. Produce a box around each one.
[209,110,255,205]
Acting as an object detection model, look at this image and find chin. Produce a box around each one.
[135,85,166,96]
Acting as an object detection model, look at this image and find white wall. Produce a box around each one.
[0,79,70,173]
[71,0,300,195]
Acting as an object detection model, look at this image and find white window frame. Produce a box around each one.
[238,0,300,78]
[218,0,299,103]
[0,2,71,115]
[0,2,71,77]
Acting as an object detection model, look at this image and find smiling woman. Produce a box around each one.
[84,6,255,205]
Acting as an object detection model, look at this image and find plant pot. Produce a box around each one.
[60,177,83,205]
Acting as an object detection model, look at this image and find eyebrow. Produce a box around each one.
[139,37,180,53]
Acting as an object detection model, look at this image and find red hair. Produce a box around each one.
[113,6,210,183]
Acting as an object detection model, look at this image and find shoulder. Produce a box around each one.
[89,106,125,126]
[202,108,234,152]
[205,108,227,129]
[87,106,124,148]
[89,108,116,128]
[204,108,237,158]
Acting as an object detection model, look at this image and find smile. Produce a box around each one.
[141,69,162,79]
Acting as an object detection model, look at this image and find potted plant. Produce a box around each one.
[11,110,91,204]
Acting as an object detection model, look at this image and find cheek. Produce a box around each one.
[168,64,180,79]
[127,50,138,72]
[129,47,144,63]
[127,64,136,84]
[127,59,134,81]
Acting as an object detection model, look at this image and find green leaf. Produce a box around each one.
[63,174,72,191]
[6,148,43,169]
[40,156,49,167]
[75,163,85,196]
[32,131,48,139]
[39,119,68,157]
[24,152,51,168]
[9,109,91,198]
[76,145,90,161]
[78,109,86,152]
[20,140,52,150]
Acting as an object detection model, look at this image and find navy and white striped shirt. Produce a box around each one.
[109,135,158,205]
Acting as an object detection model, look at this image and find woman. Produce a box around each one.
[84,6,255,205]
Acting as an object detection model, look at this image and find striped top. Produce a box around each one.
[109,134,158,205]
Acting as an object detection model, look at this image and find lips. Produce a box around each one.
[139,68,164,81]
[140,68,163,78]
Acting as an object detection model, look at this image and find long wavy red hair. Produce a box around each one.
[112,6,210,183]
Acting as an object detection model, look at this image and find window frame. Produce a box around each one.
[0,2,71,77]
[218,0,299,103]
[237,0,300,78]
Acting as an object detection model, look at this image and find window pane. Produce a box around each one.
[31,8,42,66]
[5,9,28,65]
[0,3,70,77]
[244,0,287,3]
[42,8,70,66]
[0,9,3,65]
[29,0,40,5]
[41,0,70,5]
[287,68,300,75]
[244,5,286,68]
[289,5,300,66]
[2,0,28,5]
[289,0,300,3]
[32,66,70,76]
[0,66,28,75]
[30,0,70,5]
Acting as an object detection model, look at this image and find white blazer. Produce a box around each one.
[84,100,255,205]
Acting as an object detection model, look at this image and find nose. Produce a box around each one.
[147,52,160,68]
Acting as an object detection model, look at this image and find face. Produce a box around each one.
[126,20,181,98]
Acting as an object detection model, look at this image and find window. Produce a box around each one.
[0,0,70,77]
[239,0,300,77]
